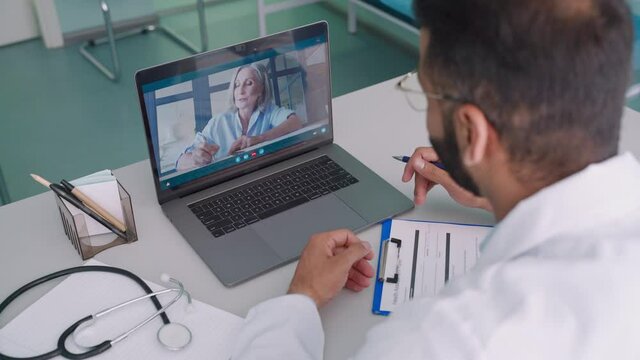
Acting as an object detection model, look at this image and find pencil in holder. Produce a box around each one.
[54,180,138,260]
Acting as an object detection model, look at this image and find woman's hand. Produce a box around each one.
[401,147,493,211]
[228,135,261,154]
[192,143,220,166]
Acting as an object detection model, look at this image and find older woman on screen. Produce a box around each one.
[177,63,302,170]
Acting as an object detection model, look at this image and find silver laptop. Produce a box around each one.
[135,21,413,286]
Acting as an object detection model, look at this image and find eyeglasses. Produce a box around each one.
[395,71,466,111]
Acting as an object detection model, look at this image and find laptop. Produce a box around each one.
[134,21,413,286]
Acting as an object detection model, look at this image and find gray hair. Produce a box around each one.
[227,63,273,113]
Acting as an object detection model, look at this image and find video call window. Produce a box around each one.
[148,43,329,180]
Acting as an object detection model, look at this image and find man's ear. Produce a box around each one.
[453,104,492,166]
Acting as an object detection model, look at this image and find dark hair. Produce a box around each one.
[414,0,633,183]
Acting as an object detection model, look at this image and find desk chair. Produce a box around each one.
[81,0,209,81]
[347,0,418,36]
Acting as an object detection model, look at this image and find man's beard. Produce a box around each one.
[429,113,482,196]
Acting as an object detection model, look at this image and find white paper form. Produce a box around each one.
[0,260,244,359]
[378,220,491,313]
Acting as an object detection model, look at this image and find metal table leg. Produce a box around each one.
[80,0,208,82]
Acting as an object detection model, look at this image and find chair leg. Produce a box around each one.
[626,83,640,100]
[197,0,208,52]
[258,0,267,37]
[159,0,208,53]
[80,0,208,82]
[348,0,358,34]
[79,0,121,81]
[0,165,10,206]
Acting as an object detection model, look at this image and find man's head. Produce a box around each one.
[413,0,633,202]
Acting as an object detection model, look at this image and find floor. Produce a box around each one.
[0,1,418,204]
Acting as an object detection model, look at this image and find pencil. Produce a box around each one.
[60,179,126,232]
[30,174,127,238]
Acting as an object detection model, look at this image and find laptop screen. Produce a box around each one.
[136,22,332,201]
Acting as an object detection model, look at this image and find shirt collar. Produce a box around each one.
[235,104,270,135]
[234,108,262,135]
[476,152,640,269]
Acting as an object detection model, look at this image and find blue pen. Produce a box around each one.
[392,156,446,170]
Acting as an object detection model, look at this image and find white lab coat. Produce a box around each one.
[231,152,640,360]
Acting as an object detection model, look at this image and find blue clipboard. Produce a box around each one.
[372,219,393,316]
[372,218,493,316]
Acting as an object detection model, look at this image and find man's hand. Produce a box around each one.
[192,143,219,166]
[288,229,375,308]
[401,147,492,211]
[228,135,261,154]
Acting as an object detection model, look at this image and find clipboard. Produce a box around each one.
[372,219,395,316]
[372,218,493,316]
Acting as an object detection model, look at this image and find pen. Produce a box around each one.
[60,179,126,232]
[392,156,446,170]
[30,174,128,239]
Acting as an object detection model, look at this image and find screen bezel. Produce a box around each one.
[135,21,333,204]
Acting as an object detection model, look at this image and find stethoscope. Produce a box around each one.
[0,265,193,360]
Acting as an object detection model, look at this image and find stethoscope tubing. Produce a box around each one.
[103,279,189,345]
[0,266,171,360]
[60,277,190,357]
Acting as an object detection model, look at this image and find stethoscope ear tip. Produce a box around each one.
[160,273,171,283]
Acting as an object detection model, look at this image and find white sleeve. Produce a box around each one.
[231,294,324,360]
[350,296,480,360]
[269,106,295,128]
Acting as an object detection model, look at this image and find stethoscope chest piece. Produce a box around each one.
[157,322,192,351]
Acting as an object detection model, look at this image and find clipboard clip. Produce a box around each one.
[378,238,401,283]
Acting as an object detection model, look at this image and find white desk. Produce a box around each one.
[1,77,639,359]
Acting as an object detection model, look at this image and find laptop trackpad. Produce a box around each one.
[251,195,367,260]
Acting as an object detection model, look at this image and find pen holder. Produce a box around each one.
[54,180,138,260]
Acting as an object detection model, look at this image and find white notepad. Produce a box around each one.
[62,170,124,236]
[0,260,244,359]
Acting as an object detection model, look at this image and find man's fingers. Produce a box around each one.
[331,249,374,275]
[403,148,442,204]
[335,240,373,270]
[414,159,448,183]
[402,160,416,182]
[402,150,425,182]
[345,279,364,292]
[322,229,361,249]
[419,164,474,201]
[414,168,429,205]
[348,268,371,288]
[353,258,375,278]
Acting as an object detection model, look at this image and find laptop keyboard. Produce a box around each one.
[188,155,359,238]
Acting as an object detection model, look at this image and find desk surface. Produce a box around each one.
[2,76,639,359]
